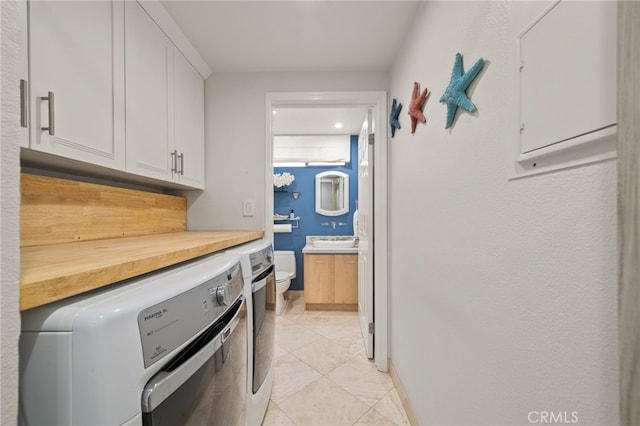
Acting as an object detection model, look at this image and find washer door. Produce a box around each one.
[141,297,247,426]
[251,266,275,393]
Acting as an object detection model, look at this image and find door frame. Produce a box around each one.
[265,91,388,371]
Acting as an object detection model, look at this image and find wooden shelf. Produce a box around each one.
[20,230,263,311]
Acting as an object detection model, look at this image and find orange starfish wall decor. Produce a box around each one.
[408,81,429,134]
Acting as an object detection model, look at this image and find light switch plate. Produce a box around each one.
[243,199,254,217]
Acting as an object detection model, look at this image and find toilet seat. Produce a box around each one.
[275,271,290,283]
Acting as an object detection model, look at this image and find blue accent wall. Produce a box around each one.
[273,135,358,290]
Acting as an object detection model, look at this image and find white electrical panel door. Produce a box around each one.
[518,1,617,155]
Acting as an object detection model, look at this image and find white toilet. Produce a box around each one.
[274,250,296,315]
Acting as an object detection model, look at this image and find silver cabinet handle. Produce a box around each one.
[177,153,184,175]
[170,150,178,173]
[20,80,28,128]
[41,92,55,135]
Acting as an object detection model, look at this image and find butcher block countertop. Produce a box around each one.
[20,231,263,311]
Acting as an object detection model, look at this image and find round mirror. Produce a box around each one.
[315,171,349,216]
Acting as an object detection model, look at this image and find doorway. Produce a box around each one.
[265,91,388,371]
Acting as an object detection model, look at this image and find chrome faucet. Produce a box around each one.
[331,221,336,229]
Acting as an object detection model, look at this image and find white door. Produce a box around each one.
[124,0,173,182]
[29,0,125,169]
[358,110,374,358]
[174,50,205,189]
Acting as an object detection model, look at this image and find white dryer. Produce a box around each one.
[227,239,275,426]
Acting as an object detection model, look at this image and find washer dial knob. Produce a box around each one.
[213,284,230,306]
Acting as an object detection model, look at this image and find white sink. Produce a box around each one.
[312,238,357,248]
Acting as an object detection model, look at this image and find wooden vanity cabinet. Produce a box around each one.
[304,254,358,311]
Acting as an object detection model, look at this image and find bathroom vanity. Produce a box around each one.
[302,236,358,311]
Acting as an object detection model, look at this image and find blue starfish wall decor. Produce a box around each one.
[390,98,402,137]
[439,53,485,129]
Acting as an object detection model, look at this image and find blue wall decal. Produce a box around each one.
[390,98,402,137]
[273,136,359,290]
[439,52,485,129]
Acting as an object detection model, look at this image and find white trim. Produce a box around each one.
[388,360,419,425]
[136,0,212,79]
[510,125,617,180]
[265,91,389,371]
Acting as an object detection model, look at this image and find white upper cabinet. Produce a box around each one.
[174,51,205,189]
[125,1,205,189]
[125,0,173,182]
[22,0,209,189]
[18,1,29,148]
[28,0,125,169]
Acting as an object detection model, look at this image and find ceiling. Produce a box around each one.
[272,107,368,135]
[161,1,417,135]
[160,1,420,73]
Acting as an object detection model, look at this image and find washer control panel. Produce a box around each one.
[137,261,242,368]
[249,245,273,275]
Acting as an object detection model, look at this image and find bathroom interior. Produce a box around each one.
[270,107,366,314]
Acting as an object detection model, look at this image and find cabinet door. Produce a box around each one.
[18,1,29,148]
[29,1,125,169]
[334,255,358,304]
[125,0,173,182]
[304,255,334,304]
[174,50,205,189]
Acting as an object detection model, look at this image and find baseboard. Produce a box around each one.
[305,303,357,311]
[388,359,420,426]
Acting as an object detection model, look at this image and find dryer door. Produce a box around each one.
[251,265,275,393]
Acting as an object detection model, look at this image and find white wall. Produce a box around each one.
[185,71,387,231]
[388,2,618,425]
[1,1,22,424]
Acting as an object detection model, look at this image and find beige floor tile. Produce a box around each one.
[307,322,348,338]
[269,294,410,426]
[281,295,305,315]
[277,377,370,426]
[304,312,358,327]
[271,353,322,404]
[274,343,289,359]
[346,339,366,356]
[327,354,394,406]
[275,324,322,353]
[353,407,399,426]
[320,324,364,350]
[292,336,356,375]
[261,401,296,426]
[275,311,307,327]
[373,389,410,426]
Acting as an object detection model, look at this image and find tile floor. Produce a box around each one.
[262,294,410,426]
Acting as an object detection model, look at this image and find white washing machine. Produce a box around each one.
[19,252,247,426]
[227,239,275,426]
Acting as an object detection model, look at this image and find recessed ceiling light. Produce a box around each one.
[272,110,277,115]
[334,122,343,129]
